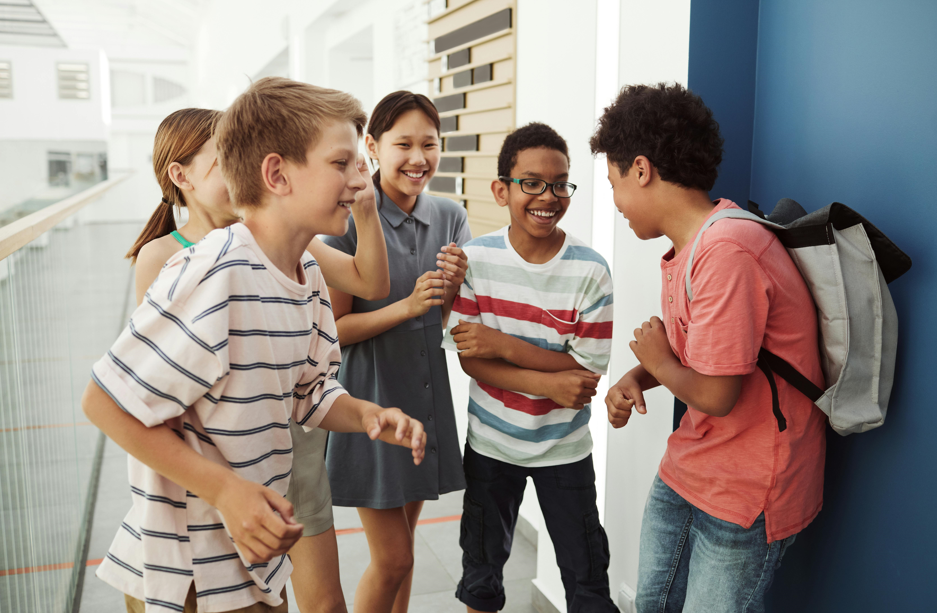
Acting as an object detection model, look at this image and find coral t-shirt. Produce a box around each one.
[658,199,827,543]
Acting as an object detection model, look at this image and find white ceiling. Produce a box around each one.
[24,0,209,53]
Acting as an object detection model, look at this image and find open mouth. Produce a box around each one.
[402,169,427,181]
[527,208,559,223]
[338,200,353,210]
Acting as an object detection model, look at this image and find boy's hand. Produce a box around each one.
[437,243,468,288]
[406,270,446,317]
[606,372,647,428]
[451,320,504,359]
[214,475,304,565]
[352,153,376,215]
[363,407,427,465]
[545,370,601,410]
[630,316,678,378]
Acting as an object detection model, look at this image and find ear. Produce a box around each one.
[260,153,291,196]
[167,162,192,192]
[491,179,510,208]
[365,134,379,165]
[632,155,654,187]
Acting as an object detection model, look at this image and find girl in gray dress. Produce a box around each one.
[322,92,471,613]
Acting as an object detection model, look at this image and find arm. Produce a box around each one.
[330,270,445,346]
[317,394,426,464]
[134,238,180,306]
[459,355,600,410]
[436,243,468,326]
[307,155,390,301]
[450,320,586,372]
[81,381,302,563]
[630,316,742,417]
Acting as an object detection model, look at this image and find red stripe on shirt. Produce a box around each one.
[477,381,562,416]
[453,295,480,317]
[470,295,612,339]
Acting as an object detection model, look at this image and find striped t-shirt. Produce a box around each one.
[91,223,345,612]
[442,226,613,467]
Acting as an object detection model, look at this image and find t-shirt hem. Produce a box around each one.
[468,441,594,468]
[658,466,760,529]
[92,360,172,428]
[684,356,758,377]
[299,388,346,432]
[765,500,823,543]
[570,351,607,376]
[96,563,145,602]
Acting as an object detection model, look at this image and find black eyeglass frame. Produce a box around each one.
[499,176,578,198]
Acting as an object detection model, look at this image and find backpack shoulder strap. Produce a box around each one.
[685,209,782,302]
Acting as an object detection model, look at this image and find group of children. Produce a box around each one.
[82,76,825,613]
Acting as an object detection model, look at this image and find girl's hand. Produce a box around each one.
[451,320,505,359]
[362,407,427,465]
[437,243,468,289]
[406,270,446,318]
[351,153,377,216]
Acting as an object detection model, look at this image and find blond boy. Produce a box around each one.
[82,78,425,613]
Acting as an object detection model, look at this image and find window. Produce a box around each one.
[0,61,11,99]
[57,63,90,99]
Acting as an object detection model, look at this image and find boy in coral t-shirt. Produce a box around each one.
[591,83,826,612]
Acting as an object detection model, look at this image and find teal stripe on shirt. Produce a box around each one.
[468,397,592,442]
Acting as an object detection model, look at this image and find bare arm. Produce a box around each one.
[330,270,445,346]
[317,394,426,464]
[81,380,302,563]
[134,238,181,306]
[450,320,587,373]
[307,156,390,300]
[459,355,600,410]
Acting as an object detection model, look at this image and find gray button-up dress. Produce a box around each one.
[322,191,472,508]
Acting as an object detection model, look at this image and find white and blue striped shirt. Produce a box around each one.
[91,223,345,612]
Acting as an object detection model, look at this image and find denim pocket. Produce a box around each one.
[460,495,486,564]
[584,509,611,582]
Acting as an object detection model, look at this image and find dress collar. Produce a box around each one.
[378,190,433,228]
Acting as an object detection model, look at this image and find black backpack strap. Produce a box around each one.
[759,348,824,402]
[756,351,788,432]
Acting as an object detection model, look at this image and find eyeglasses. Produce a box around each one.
[500,177,577,198]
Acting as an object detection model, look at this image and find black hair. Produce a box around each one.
[590,83,723,191]
[367,91,441,197]
[497,122,569,178]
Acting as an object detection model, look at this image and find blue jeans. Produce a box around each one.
[455,445,617,612]
[636,475,797,613]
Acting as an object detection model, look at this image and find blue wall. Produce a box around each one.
[690,0,937,610]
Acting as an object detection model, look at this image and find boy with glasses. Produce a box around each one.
[442,122,617,612]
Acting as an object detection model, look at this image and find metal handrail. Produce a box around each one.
[0,172,131,261]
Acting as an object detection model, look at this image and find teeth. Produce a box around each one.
[529,209,557,218]
[404,171,424,179]
[338,202,352,209]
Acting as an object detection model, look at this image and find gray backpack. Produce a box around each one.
[685,199,912,435]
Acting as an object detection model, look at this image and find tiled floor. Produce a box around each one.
[79,439,540,613]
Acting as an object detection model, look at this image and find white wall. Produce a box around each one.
[0,46,110,141]
[603,1,690,607]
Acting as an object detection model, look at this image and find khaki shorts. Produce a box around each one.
[125,586,287,613]
[285,422,334,537]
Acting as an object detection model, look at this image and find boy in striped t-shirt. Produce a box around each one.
[81,79,426,613]
[442,123,616,612]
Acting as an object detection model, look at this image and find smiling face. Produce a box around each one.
[494,146,571,240]
[284,119,366,237]
[367,108,440,207]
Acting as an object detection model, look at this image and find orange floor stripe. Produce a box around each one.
[1,518,462,576]
[1,421,93,433]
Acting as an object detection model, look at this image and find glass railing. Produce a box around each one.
[0,174,137,613]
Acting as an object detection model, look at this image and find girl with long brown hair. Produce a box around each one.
[128,107,390,613]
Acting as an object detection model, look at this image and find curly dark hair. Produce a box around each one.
[590,83,723,191]
[498,122,569,178]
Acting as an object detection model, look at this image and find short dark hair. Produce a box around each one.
[590,83,723,191]
[498,122,569,178]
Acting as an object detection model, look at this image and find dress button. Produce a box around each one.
[416,315,422,321]
[667,274,672,281]
[431,447,437,454]
[405,218,413,224]
[427,414,434,421]
[669,296,673,303]
[424,382,430,389]
[671,317,675,323]
[410,248,416,255]
[420,350,426,357]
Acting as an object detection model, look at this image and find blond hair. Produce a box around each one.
[126,108,222,263]
[215,77,367,208]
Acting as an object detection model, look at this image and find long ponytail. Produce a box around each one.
[126,108,222,263]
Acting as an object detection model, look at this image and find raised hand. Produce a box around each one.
[406,270,446,318]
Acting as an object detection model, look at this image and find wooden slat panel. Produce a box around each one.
[464,178,495,198]
[468,216,506,238]
[428,0,513,40]
[466,82,513,109]
[467,199,509,221]
[456,106,513,132]
[479,131,508,153]
[464,156,498,177]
